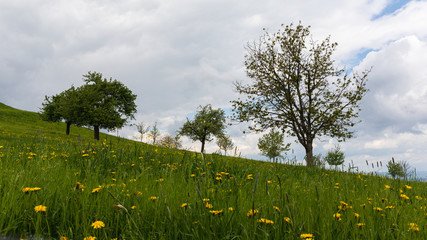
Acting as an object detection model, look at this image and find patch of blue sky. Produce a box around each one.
[371,0,412,20]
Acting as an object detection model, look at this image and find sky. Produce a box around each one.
[1,0,427,173]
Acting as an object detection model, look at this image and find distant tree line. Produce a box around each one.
[40,71,137,140]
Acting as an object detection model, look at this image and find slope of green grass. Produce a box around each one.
[0,103,426,240]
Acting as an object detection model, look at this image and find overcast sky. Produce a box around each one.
[1,0,427,173]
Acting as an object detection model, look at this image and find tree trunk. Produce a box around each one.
[66,122,71,135]
[94,125,100,140]
[200,140,205,153]
[305,141,314,167]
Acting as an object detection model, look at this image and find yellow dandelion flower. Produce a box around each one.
[405,185,412,190]
[385,185,391,189]
[247,209,259,217]
[374,207,383,212]
[91,187,102,193]
[409,223,419,231]
[333,213,342,221]
[34,205,47,213]
[181,203,188,208]
[284,217,291,223]
[415,196,422,200]
[247,174,254,180]
[357,223,365,228]
[91,220,105,229]
[273,206,280,212]
[353,212,360,218]
[149,196,157,201]
[209,209,224,216]
[400,194,409,200]
[228,207,234,212]
[203,198,210,202]
[59,236,67,240]
[257,218,274,225]
[300,233,314,239]
[205,203,213,209]
[83,236,96,240]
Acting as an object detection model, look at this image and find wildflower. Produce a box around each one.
[91,186,102,193]
[22,187,31,193]
[333,213,342,221]
[273,206,280,212]
[257,218,274,225]
[209,209,224,216]
[112,204,126,210]
[338,201,348,211]
[155,178,164,182]
[203,198,210,202]
[405,185,412,190]
[357,223,365,228]
[131,206,136,210]
[300,233,314,239]
[149,196,157,201]
[284,217,291,223]
[23,187,41,193]
[181,203,188,208]
[247,209,259,217]
[400,194,409,200]
[409,223,419,231]
[34,205,47,213]
[190,174,196,177]
[374,207,383,212]
[353,212,360,218]
[415,196,422,200]
[205,203,213,209]
[228,207,234,212]
[91,220,105,229]
[385,205,395,210]
[83,236,96,240]
[385,185,391,189]
[60,237,67,240]
[247,174,254,180]
[215,176,222,181]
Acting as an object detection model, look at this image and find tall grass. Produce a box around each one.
[0,103,426,239]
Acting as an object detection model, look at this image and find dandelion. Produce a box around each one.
[205,203,213,209]
[181,203,188,208]
[385,205,395,210]
[34,205,47,213]
[273,206,280,212]
[333,213,342,221]
[149,196,157,201]
[83,236,96,240]
[300,233,314,239]
[59,237,67,240]
[400,194,409,200]
[257,218,274,225]
[209,209,224,216]
[415,196,422,200]
[228,207,234,212]
[357,223,365,228]
[338,201,348,211]
[131,206,136,210]
[91,220,105,229]
[203,198,210,202]
[284,217,291,223]
[374,207,383,212]
[409,223,419,231]
[91,186,102,193]
[405,185,412,190]
[247,209,259,217]
[385,185,391,189]
[353,212,360,218]
[247,174,254,180]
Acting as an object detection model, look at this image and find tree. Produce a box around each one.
[179,104,226,153]
[324,145,345,169]
[257,129,290,163]
[135,122,150,142]
[40,86,84,135]
[216,134,234,156]
[387,157,404,179]
[78,71,137,140]
[150,122,161,144]
[231,23,369,166]
[159,134,182,149]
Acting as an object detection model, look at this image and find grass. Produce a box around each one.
[0,102,426,239]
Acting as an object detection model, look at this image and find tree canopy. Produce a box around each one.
[40,71,137,140]
[231,23,369,166]
[179,104,226,153]
[257,129,290,163]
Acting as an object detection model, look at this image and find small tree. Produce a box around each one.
[216,134,234,156]
[387,157,404,179]
[78,71,137,140]
[257,129,290,163]
[179,104,226,153]
[231,23,369,167]
[324,145,345,169]
[150,122,161,144]
[135,122,150,142]
[159,134,182,149]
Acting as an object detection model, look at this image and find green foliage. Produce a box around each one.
[1,103,427,240]
[150,122,160,144]
[179,104,226,153]
[40,72,137,140]
[324,145,345,168]
[231,22,370,167]
[216,134,234,156]
[134,121,150,142]
[387,157,404,179]
[257,129,290,162]
[159,134,182,149]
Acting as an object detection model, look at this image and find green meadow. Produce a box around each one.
[0,102,426,239]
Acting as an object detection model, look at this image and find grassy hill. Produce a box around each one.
[0,103,426,239]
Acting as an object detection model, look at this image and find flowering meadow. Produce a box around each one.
[1,103,427,239]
